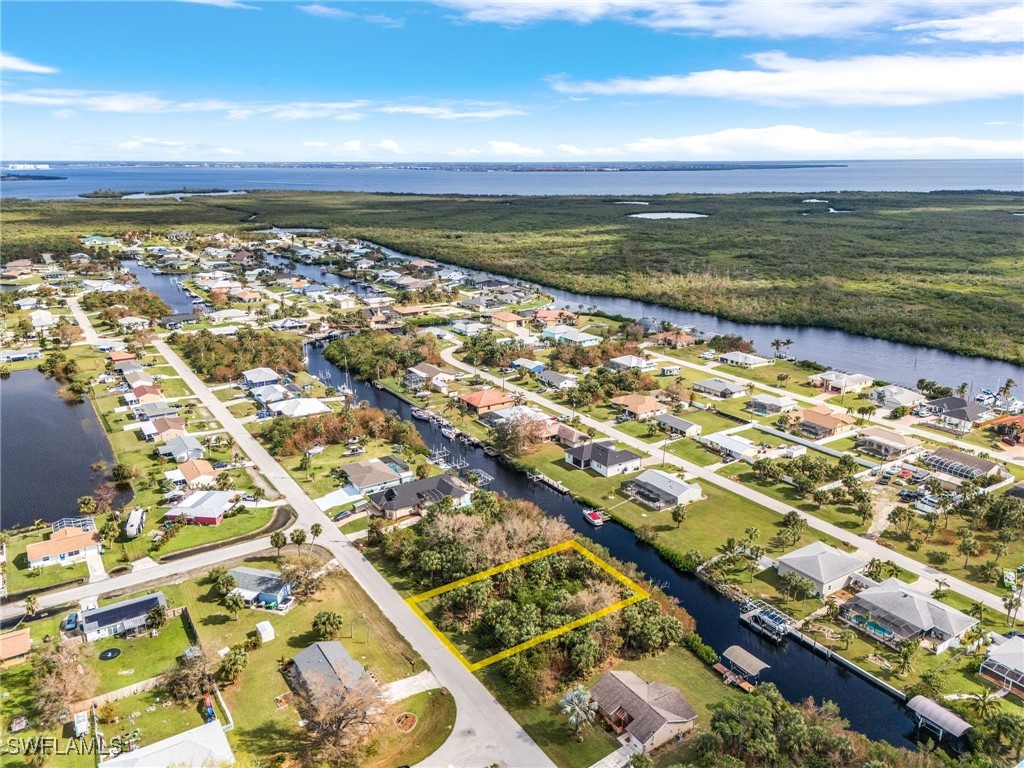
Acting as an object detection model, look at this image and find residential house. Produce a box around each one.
[290,641,367,699]
[362,307,398,330]
[701,433,758,461]
[0,348,42,363]
[242,367,280,389]
[109,350,137,364]
[405,363,456,392]
[776,541,865,597]
[842,578,977,653]
[660,365,682,377]
[533,308,578,326]
[855,427,922,459]
[551,423,589,448]
[230,290,261,303]
[869,385,925,411]
[490,311,526,331]
[0,629,32,668]
[141,415,186,442]
[81,592,167,642]
[980,637,1024,697]
[129,384,164,405]
[692,378,746,399]
[267,317,309,331]
[511,358,546,373]
[251,383,291,404]
[228,566,292,606]
[159,313,201,330]
[269,398,331,418]
[542,325,601,347]
[564,440,643,477]
[452,320,489,337]
[589,671,697,753]
[367,474,473,519]
[26,523,102,569]
[118,316,150,333]
[622,469,701,509]
[607,355,656,372]
[610,394,668,421]
[164,459,220,488]
[30,309,56,330]
[158,435,205,463]
[719,351,774,368]
[325,293,356,310]
[343,456,412,495]
[13,297,38,310]
[808,370,875,395]
[459,388,516,415]
[923,397,995,434]
[656,413,701,439]
[164,490,237,526]
[114,360,143,374]
[208,308,250,324]
[792,405,857,438]
[650,330,696,348]
[747,393,798,415]
[1007,482,1024,502]
[924,448,1001,480]
[123,369,155,388]
[137,402,179,421]
[538,370,578,391]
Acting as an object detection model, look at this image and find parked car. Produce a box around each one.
[63,612,79,631]
[213,461,228,470]
[242,493,257,502]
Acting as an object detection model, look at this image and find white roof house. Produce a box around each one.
[607,355,656,371]
[250,384,291,404]
[30,309,56,330]
[980,637,1024,694]
[719,351,774,368]
[870,385,926,410]
[622,469,701,509]
[748,393,798,414]
[810,370,875,394]
[543,325,601,346]
[776,541,865,597]
[103,721,234,768]
[242,367,280,388]
[118,316,150,331]
[700,433,757,460]
[269,398,331,418]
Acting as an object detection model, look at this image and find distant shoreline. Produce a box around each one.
[1,173,68,181]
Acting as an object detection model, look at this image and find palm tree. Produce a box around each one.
[972,690,999,720]
[1000,378,1017,401]
[24,594,38,617]
[956,382,969,399]
[969,601,985,624]
[309,523,323,550]
[896,639,919,676]
[560,685,597,739]
[1003,592,1022,628]
[771,338,784,358]
[839,629,856,650]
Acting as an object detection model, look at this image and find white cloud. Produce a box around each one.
[895,5,1022,43]
[371,139,403,153]
[118,137,189,150]
[1,89,371,120]
[379,104,525,119]
[557,143,588,156]
[303,141,330,148]
[549,51,1021,106]
[180,0,260,10]
[437,1,1005,39]
[985,121,1010,125]
[489,140,543,157]
[297,4,402,26]
[216,147,243,155]
[623,124,1022,159]
[52,109,74,120]
[1,52,58,74]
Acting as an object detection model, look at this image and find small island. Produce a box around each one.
[1,173,68,181]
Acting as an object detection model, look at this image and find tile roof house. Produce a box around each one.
[459,388,516,414]
[26,526,102,569]
[489,311,526,330]
[590,671,697,753]
[165,459,220,488]
[776,541,865,597]
[0,628,32,667]
[532,309,579,326]
[924,447,1001,480]
[808,370,875,394]
[792,405,856,438]
[565,440,643,477]
[610,394,668,421]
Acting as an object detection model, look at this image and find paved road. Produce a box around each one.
[65,297,104,345]
[439,345,1014,615]
[151,340,554,768]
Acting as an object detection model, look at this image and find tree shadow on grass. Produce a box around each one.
[233,717,305,764]
[286,628,320,650]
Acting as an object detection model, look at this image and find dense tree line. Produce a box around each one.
[324,330,440,380]
[257,405,426,456]
[173,328,304,382]
[81,287,170,320]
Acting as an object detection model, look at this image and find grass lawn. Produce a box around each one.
[340,515,370,534]
[83,614,194,694]
[607,480,836,559]
[576,403,619,422]
[680,408,742,434]
[3,529,90,594]
[214,385,245,402]
[227,400,258,419]
[156,504,277,557]
[615,419,665,443]
[156,377,194,399]
[516,443,644,507]
[276,439,429,500]
[714,465,869,534]
[664,438,721,467]
[365,689,456,768]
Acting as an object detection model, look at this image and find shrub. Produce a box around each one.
[682,632,718,666]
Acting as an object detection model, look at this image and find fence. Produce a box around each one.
[751,424,877,468]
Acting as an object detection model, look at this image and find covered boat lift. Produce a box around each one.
[907,695,972,743]
[714,645,771,693]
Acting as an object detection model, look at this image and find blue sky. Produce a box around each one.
[1,1,1021,160]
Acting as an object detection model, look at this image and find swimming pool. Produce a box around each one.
[853,615,895,637]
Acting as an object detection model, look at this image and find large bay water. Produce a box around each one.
[2,159,1022,199]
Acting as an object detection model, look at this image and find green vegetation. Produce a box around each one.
[324,329,439,379]
[365,690,456,768]
[3,191,1022,361]
[172,328,303,382]
[81,287,169,320]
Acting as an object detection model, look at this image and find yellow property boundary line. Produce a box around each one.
[406,540,650,672]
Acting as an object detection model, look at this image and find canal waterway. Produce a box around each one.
[304,343,918,749]
[0,370,127,529]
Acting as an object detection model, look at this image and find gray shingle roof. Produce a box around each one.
[292,641,364,692]
[848,578,977,638]
[566,440,642,468]
[777,541,865,585]
[228,566,288,596]
[368,474,468,513]
[590,671,696,745]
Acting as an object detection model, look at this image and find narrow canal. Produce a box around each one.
[305,344,918,748]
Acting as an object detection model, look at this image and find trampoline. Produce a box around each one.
[99,648,122,661]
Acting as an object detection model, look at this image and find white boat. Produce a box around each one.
[582,509,604,527]
[410,407,430,420]
[441,426,457,440]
